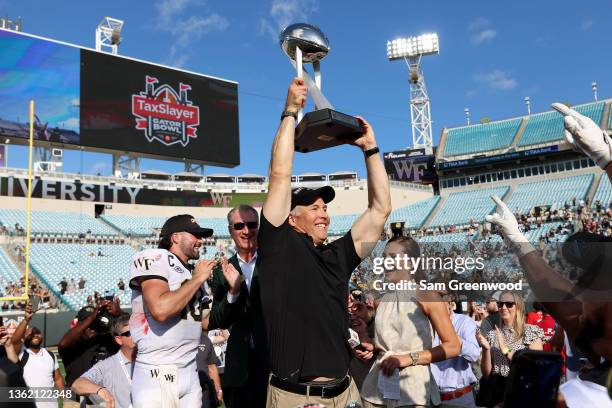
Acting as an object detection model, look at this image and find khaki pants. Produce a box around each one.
[266,377,361,408]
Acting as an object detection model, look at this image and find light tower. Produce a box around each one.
[95,17,124,55]
[524,96,531,115]
[592,81,598,101]
[387,33,439,148]
[464,108,471,125]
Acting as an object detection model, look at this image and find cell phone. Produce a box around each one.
[28,294,40,314]
[503,350,563,408]
[0,316,4,326]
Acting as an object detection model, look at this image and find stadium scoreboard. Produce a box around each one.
[0,28,239,167]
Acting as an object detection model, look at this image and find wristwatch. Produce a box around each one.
[280,110,298,121]
[409,351,420,366]
[363,146,379,158]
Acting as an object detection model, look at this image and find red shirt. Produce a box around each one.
[527,311,556,350]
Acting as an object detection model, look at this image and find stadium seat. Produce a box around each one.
[518,102,604,147]
[443,119,521,156]
[505,174,594,214]
[429,186,509,227]
[101,215,231,239]
[593,176,612,209]
[0,247,22,287]
[29,244,134,310]
[387,196,441,229]
[0,210,117,236]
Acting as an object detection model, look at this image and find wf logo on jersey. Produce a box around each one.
[132,76,200,147]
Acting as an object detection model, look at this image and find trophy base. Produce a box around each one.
[294,108,363,153]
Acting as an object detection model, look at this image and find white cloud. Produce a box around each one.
[260,0,319,41]
[468,17,490,31]
[581,19,595,31]
[471,29,497,45]
[154,0,228,67]
[466,89,478,98]
[468,17,496,45]
[474,70,517,90]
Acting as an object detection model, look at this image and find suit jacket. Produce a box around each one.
[209,254,268,388]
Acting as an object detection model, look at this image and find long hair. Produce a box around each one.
[501,291,526,340]
[384,236,425,281]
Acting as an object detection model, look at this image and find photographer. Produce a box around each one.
[11,302,65,408]
[72,314,135,408]
[58,298,123,388]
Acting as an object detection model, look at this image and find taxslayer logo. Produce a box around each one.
[132,76,200,147]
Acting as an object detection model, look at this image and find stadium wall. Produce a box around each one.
[0,184,433,218]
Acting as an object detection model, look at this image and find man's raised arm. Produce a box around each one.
[262,78,307,227]
[350,117,392,258]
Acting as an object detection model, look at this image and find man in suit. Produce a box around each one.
[208,204,268,408]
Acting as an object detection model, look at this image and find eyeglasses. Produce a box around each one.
[497,301,516,309]
[230,221,258,231]
[117,330,130,337]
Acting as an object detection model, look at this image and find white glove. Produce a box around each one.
[485,195,535,256]
[552,103,612,170]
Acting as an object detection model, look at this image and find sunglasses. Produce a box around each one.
[231,221,258,231]
[117,330,131,337]
[497,301,516,309]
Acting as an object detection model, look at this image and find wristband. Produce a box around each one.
[364,147,379,158]
[280,110,298,121]
[502,346,510,355]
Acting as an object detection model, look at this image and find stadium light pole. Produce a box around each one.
[387,33,439,148]
[95,17,124,55]
[464,108,470,125]
[524,96,531,115]
[95,17,138,177]
[592,81,598,101]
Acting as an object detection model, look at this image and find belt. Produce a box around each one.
[440,384,473,401]
[270,375,351,399]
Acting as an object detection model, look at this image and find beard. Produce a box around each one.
[24,337,41,350]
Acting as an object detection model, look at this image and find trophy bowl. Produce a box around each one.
[280,23,330,63]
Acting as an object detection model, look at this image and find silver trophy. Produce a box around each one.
[280,23,362,153]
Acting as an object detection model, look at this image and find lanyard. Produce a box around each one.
[118,353,133,385]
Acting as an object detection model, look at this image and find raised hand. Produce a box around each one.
[285,77,307,113]
[193,260,216,284]
[221,258,242,295]
[351,116,377,152]
[552,103,612,170]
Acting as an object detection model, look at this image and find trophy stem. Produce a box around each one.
[313,60,321,110]
[295,47,304,122]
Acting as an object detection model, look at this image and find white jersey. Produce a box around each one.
[129,248,206,367]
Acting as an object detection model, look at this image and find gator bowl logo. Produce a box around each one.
[132,76,200,147]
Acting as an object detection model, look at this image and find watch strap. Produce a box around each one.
[280,110,298,121]
[364,147,380,158]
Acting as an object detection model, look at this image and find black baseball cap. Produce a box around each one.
[291,186,335,210]
[160,214,214,238]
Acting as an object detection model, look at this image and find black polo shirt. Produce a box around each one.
[258,212,361,382]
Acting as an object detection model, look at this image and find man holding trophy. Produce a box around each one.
[257,23,392,408]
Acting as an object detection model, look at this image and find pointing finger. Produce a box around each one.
[552,103,586,128]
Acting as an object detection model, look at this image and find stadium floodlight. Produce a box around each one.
[95,17,124,55]
[464,108,471,125]
[386,33,439,60]
[386,33,439,148]
[592,81,598,101]
[524,96,531,115]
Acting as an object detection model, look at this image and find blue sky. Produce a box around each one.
[0,0,610,177]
